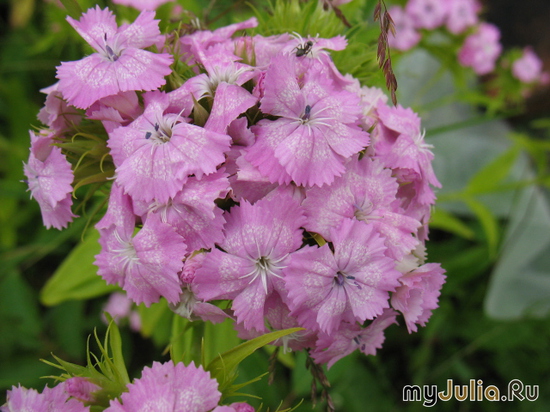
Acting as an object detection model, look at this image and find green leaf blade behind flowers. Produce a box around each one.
[464,197,500,260]
[40,229,118,306]
[207,327,303,398]
[465,143,521,195]
[429,207,475,239]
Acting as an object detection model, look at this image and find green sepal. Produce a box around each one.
[206,327,303,399]
[41,320,130,407]
[40,229,118,306]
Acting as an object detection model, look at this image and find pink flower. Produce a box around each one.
[406,0,449,30]
[458,23,502,75]
[86,91,143,133]
[285,219,402,334]
[194,192,306,331]
[512,47,545,84]
[374,102,441,208]
[391,263,446,333]
[37,82,81,132]
[303,156,421,261]
[213,403,255,412]
[105,361,221,412]
[311,309,398,368]
[388,6,421,51]
[108,91,231,203]
[133,172,230,252]
[57,6,173,109]
[112,0,173,12]
[247,53,369,187]
[94,183,186,306]
[23,131,76,229]
[64,377,101,403]
[2,383,89,412]
[445,0,480,34]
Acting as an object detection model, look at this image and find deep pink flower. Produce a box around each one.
[94,183,186,306]
[311,309,398,368]
[512,47,545,84]
[57,6,173,109]
[458,23,502,75]
[391,263,446,333]
[247,53,369,187]
[285,219,401,334]
[194,192,306,331]
[105,361,221,412]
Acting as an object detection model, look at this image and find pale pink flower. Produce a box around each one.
[64,377,101,403]
[213,403,255,412]
[86,91,143,133]
[94,183,186,306]
[406,0,449,30]
[391,263,446,333]
[458,23,502,75]
[2,383,89,412]
[285,219,401,334]
[23,131,76,229]
[311,309,398,368]
[303,157,421,261]
[105,361,221,412]
[247,53,369,187]
[132,172,230,252]
[37,82,81,132]
[57,6,173,109]
[388,6,421,51]
[108,91,231,203]
[112,0,173,12]
[375,102,441,208]
[445,0,480,34]
[512,47,545,84]
[194,193,306,331]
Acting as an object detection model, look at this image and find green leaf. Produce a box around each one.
[137,299,173,347]
[206,328,302,395]
[464,197,500,260]
[429,207,475,239]
[40,229,117,306]
[58,0,82,19]
[465,144,520,194]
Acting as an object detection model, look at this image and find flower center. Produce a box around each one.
[112,230,139,273]
[334,271,361,289]
[240,250,288,294]
[102,33,123,62]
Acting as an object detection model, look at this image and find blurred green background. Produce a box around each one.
[1,0,549,411]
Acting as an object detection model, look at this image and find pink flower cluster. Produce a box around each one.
[25,6,446,368]
[2,363,254,412]
[388,0,481,51]
[387,0,548,84]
